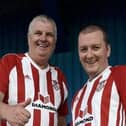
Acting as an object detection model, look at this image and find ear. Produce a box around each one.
[107,44,111,58]
[27,34,31,46]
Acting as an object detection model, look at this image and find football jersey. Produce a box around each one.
[72,66,126,126]
[0,53,68,126]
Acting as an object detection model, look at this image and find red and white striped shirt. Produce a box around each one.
[72,66,126,126]
[0,53,68,126]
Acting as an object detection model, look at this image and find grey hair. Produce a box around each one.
[28,15,57,40]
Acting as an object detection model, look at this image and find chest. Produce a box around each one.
[74,79,120,116]
[8,66,62,109]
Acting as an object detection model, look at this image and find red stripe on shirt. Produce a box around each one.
[85,76,102,126]
[33,109,41,126]
[47,70,54,105]
[49,112,54,126]
[31,65,41,126]
[116,102,121,126]
[56,68,64,105]
[16,60,25,103]
[88,76,102,113]
[100,74,113,126]
[47,70,55,125]
[75,85,87,119]
[31,64,39,101]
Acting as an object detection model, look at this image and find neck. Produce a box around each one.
[88,66,109,81]
[27,53,49,69]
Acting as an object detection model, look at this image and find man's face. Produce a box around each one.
[78,30,110,79]
[28,20,56,65]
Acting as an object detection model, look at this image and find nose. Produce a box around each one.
[40,33,46,41]
[86,49,94,58]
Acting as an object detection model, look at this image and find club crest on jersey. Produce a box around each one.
[52,80,60,90]
[37,92,50,104]
[96,80,106,91]
[40,95,50,104]
[24,74,31,80]
[79,107,88,118]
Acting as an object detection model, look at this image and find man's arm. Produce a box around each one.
[0,92,4,121]
[0,91,31,126]
[58,116,67,126]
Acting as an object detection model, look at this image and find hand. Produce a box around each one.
[2,98,31,126]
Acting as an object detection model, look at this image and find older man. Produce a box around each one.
[0,15,68,126]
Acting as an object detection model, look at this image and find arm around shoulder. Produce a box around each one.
[58,116,67,126]
[0,91,5,120]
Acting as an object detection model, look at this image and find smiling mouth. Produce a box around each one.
[40,44,48,48]
[36,41,49,48]
[86,60,97,64]
[37,43,48,48]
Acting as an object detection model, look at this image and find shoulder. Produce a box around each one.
[110,65,126,75]
[0,53,25,67]
[110,65,126,88]
[50,65,62,71]
[76,85,86,97]
[111,65,126,70]
[1,53,25,61]
[50,65,65,75]
[72,84,86,104]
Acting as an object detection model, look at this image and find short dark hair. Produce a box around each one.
[79,25,110,45]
